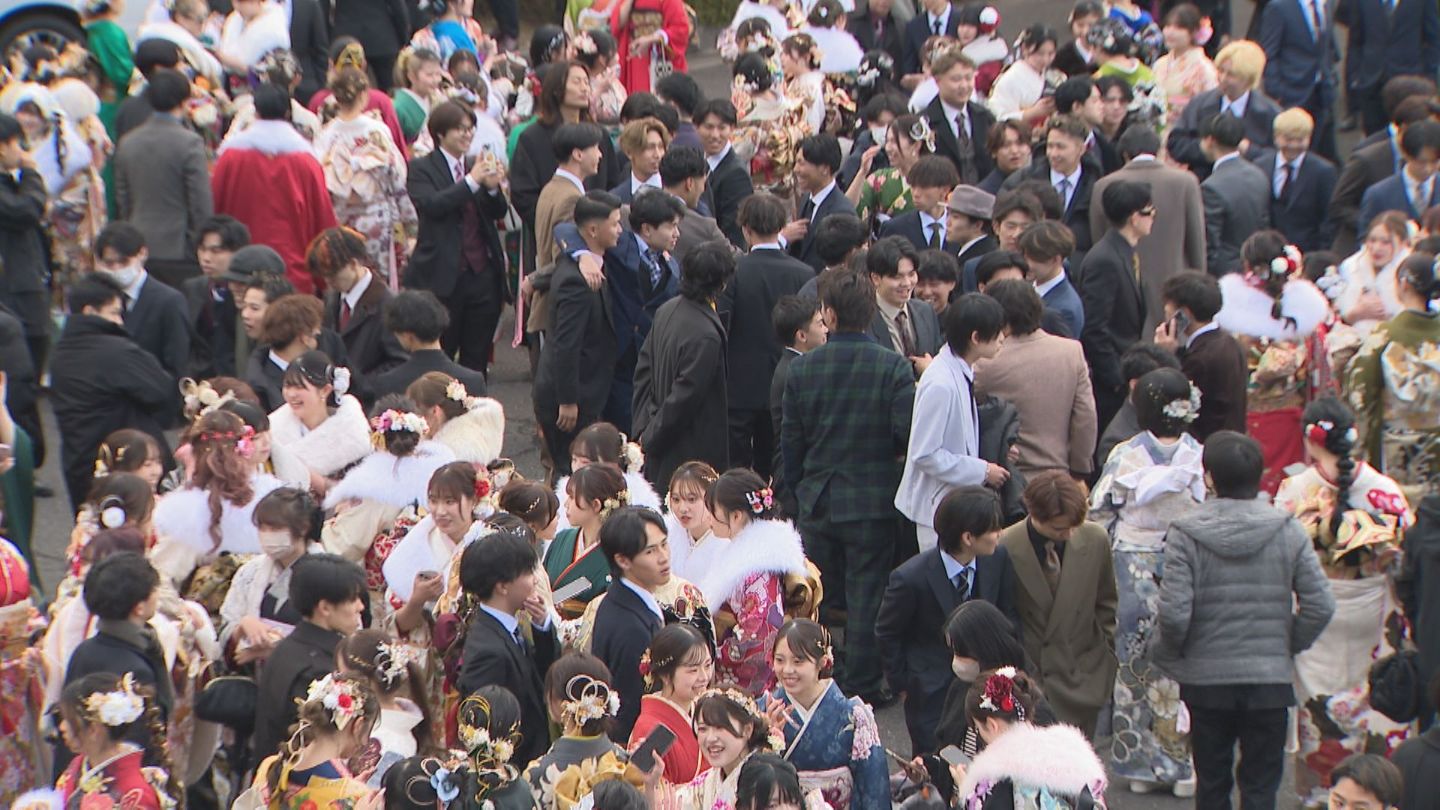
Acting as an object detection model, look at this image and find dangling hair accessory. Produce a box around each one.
[82,673,146,726]
[305,672,368,730]
[1266,244,1303,281]
[560,675,620,726]
[908,116,937,154]
[978,666,1024,719]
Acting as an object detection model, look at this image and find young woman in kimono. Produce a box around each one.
[1088,368,1206,795]
[55,673,182,810]
[779,33,825,135]
[630,624,714,785]
[953,668,1109,809]
[384,462,483,636]
[407,372,507,467]
[610,0,690,95]
[250,673,384,810]
[0,538,47,806]
[545,464,630,619]
[556,422,662,531]
[524,653,629,804]
[1276,397,1414,806]
[338,629,436,783]
[759,620,889,810]
[1214,231,1332,495]
[664,461,727,584]
[267,351,373,493]
[1345,252,1440,496]
[698,470,810,696]
[220,488,321,665]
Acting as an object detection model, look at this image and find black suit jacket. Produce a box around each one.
[371,347,489,398]
[721,248,815,410]
[848,9,903,58]
[879,210,960,253]
[902,11,960,76]
[707,149,753,249]
[769,348,801,515]
[290,0,331,104]
[1002,155,1101,259]
[925,97,996,185]
[126,274,191,378]
[534,253,618,420]
[1078,229,1147,397]
[405,150,510,298]
[182,276,237,378]
[1347,0,1440,91]
[1328,138,1400,252]
[332,0,410,57]
[633,296,729,491]
[790,191,857,272]
[1250,149,1338,253]
[458,609,558,767]
[955,233,997,269]
[1180,326,1249,441]
[324,276,407,377]
[1258,0,1338,109]
[1166,87,1281,179]
[868,298,944,357]
[591,580,664,742]
[252,621,342,761]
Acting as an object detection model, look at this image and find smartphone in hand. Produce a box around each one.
[631,724,678,773]
[939,745,972,768]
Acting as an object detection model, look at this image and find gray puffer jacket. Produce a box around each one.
[1155,497,1335,686]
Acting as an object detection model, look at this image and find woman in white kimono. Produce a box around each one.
[267,351,372,493]
[383,461,484,636]
[663,461,726,584]
[406,371,506,466]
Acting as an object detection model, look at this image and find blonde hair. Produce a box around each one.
[618,116,670,159]
[1215,40,1266,89]
[1273,107,1314,139]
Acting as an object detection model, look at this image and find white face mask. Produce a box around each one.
[104,262,143,289]
[258,529,297,559]
[952,657,981,683]
[870,125,888,146]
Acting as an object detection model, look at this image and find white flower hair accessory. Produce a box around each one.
[98,495,128,530]
[84,673,146,727]
[305,672,368,731]
[371,409,430,436]
[977,5,1000,32]
[332,366,352,397]
[458,693,521,771]
[560,675,620,726]
[1267,244,1303,280]
[1161,387,1203,424]
[376,641,421,689]
[908,116,938,154]
[179,377,235,420]
[446,379,476,407]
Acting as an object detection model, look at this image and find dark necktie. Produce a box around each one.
[932,16,942,35]
[339,299,352,330]
[928,220,943,248]
[953,570,970,603]
[512,625,528,652]
[645,248,664,289]
[1043,541,1062,593]
[1307,0,1324,38]
[954,113,977,185]
[801,197,816,221]
[1276,162,1293,201]
[895,307,918,356]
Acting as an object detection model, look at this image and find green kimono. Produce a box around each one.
[542,527,612,619]
[393,88,427,145]
[1346,308,1440,496]
[86,18,132,218]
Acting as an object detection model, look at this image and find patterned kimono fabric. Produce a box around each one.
[761,682,889,810]
[250,757,371,810]
[313,113,418,289]
[732,92,811,202]
[544,527,613,620]
[57,746,168,810]
[0,539,46,805]
[1089,431,1205,787]
[1277,463,1414,808]
[1346,308,1440,501]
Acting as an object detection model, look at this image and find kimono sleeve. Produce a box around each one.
[847,699,890,810]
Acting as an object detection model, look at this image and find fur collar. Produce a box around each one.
[323,441,456,509]
[153,473,284,554]
[555,470,663,531]
[694,519,807,610]
[382,516,453,602]
[217,119,313,157]
[433,398,505,465]
[269,395,372,482]
[959,722,1107,800]
[1215,274,1331,341]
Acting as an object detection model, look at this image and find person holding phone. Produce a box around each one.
[384,462,482,636]
[1152,271,1248,441]
[630,623,713,784]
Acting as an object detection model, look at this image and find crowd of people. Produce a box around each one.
[3,0,1440,808]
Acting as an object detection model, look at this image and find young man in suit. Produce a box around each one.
[946,185,997,269]
[849,0,904,57]
[1018,221,1084,338]
[881,155,962,251]
[1167,41,1281,179]
[1201,113,1272,277]
[405,100,511,376]
[896,293,1009,552]
[695,99,754,249]
[1251,109,1337,254]
[783,134,856,272]
[1002,472,1118,738]
[591,507,671,741]
[655,73,704,153]
[783,269,915,706]
[372,290,488,398]
[252,554,367,761]
[609,117,669,202]
[633,242,734,492]
[1052,76,1121,174]
[185,215,250,378]
[1001,115,1099,262]
[867,236,944,372]
[960,191,1043,292]
[660,146,731,264]
[1329,94,1433,251]
[725,194,816,477]
[92,222,191,379]
[924,49,995,186]
[534,191,623,480]
[1357,119,1440,241]
[1258,0,1338,159]
[457,531,557,767]
[902,0,960,83]
[1346,0,1440,134]
[1154,271,1249,441]
[915,249,960,318]
[769,294,829,516]
[311,226,407,379]
[1080,180,1153,434]
[876,486,1016,753]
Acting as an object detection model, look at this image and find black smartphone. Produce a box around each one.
[631,724,678,773]
[1171,309,1192,334]
[939,744,972,767]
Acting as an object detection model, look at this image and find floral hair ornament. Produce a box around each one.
[1304,419,1358,447]
[979,666,1025,719]
[617,432,646,473]
[1266,244,1303,280]
[744,487,775,514]
[376,641,421,689]
[305,672,368,731]
[97,495,128,529]
[474,476,492,501]
[371,409,429,438]
[83,673,146,727]
[179,377,235,420]
[977,5,1001,33]
[908,116,937,154]
[198,424,258,459]
[599,489,631,520]
[445,378,481,410]
[457,693,520,769]
[1195,16,1214,46]
[572,32,597,56]
[560,675,620,726]
[1161,387,1202,424]
[331,366,352,397]
[638,649,654,688]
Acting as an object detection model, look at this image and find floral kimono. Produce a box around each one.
[1276,462,1413,805]
[56,746,171,810]
[544,528,613,619]
[760,682,888,810]
[854,166,914,236]
[0,539,47,806]
[732,91,811,199]
[1346,309,1440,498]
[611,0,690,94]
[1089,431,1205,786]
[313,113,419,289]
[631,695,705,785]
[250,756,371,810]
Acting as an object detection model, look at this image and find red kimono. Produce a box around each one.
[212,121,339,295]
[611,0,689,94]
[57,748,164,810]
[629,694,706,784]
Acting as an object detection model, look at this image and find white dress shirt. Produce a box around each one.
[630,173,662,195]
[941,550,975,594]
[342,267,373,312]
[706,144,733,172]
[1220,91,1251,118]
[1273,152,1305,198]
[1050,166,1082,210]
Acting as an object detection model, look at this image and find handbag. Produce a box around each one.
[195,674,260,734]
[1368,648,1423,723]
[648,46,673,89]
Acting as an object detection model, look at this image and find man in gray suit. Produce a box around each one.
[1091,126,1206,334]
[114,69,212,287]
[659,146,734,264]
[1200,113,1270,277]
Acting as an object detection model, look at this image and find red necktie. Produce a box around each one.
[340,299,352,330]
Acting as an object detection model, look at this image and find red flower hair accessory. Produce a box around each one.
[745,487,775,514]
[474,478,492,500]
[979,666,1024,719]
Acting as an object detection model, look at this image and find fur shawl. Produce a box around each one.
[323,441,456,509]
[555,470,662,531]
[1216,274,1331,341]
[694,518,807,611]
[269,395,372,483]
[382,516,455,603]
[433,399,505,465]
[959,722,1107,802]
[217,118,314,157]
[153,472,285,554]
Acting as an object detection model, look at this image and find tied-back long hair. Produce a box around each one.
[1302,397,1359,541]
[265,673,380,800]
[1240,230,1297,326]
[61,673,185,808]
[188,410,256,551]
[337,629,437,753]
